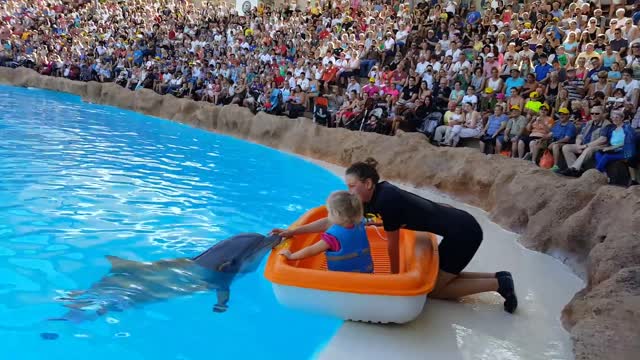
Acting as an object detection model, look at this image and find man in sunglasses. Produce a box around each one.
[560,106,611,177]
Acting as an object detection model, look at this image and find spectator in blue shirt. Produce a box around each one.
[586,57,610,87]
[504,68,525,97]
[530,107,577,171]
[478,104,509,153]
[549,108,577,171]
[534,53,553,83]
[594,112,638,173]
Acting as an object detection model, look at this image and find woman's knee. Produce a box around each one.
[431,270,459,295]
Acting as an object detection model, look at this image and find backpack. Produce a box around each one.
[313,97,329,126]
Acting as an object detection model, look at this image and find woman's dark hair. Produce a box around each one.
[346,158,380,184]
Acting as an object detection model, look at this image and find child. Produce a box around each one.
[279,191,374,273]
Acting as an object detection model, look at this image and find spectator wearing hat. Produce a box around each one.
[560,106,611,177]
[531,45,546,68]
[534,53,553,83]
[530,107,577,171]
[498,105,529,158]
[521,104,554,157]
[483,53,499,78]
[480,86,497,112]
[524,91,545,113]
[478,104,509,154]
[362,77,380,98]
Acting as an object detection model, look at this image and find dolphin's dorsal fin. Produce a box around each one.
[105,255,142,271]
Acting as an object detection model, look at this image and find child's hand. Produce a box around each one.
[279,249,293,259]
[270,228,295,238]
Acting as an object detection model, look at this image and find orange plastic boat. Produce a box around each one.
[264,206,439,324]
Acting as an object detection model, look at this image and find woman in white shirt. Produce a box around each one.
[615,69,640,106]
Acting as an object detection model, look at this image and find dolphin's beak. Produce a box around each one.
[266,234,283,249]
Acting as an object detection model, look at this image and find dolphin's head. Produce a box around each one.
[192,233,283,274]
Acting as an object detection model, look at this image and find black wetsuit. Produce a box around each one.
[364,181,483,274]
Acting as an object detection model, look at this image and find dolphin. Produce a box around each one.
[48,233,282,323]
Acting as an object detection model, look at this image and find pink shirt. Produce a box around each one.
[321,233,341,252]
[363,84,380,97]
[320,223,356,252]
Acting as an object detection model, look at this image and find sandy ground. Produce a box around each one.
[305,159,584,360]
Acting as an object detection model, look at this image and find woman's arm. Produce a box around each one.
[386,230,401,274]
[602,144,623,152]
[587,136,608,148]
[467,114,477,129]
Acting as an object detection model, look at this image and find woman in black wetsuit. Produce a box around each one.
[272,158,518,313]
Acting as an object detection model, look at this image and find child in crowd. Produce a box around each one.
[279,191,374,273]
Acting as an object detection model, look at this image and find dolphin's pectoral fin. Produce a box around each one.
[212,303,228,313]
[213,288,230,313]
[48,305,107,323]
[105,255,143,271]
[63,301,94,310]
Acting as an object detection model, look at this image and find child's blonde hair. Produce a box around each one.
[326,191,363,227]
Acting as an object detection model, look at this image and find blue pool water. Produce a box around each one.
[0,86,344,360]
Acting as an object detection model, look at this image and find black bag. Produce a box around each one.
[606,160,631,186]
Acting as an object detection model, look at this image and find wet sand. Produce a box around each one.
[310,160,584,360]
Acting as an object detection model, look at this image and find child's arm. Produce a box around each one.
[280,240,330,260]
[270,217,331,237]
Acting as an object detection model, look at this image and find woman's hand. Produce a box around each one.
[279,249,293,259]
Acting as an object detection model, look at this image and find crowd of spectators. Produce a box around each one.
[0,0,639,186]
